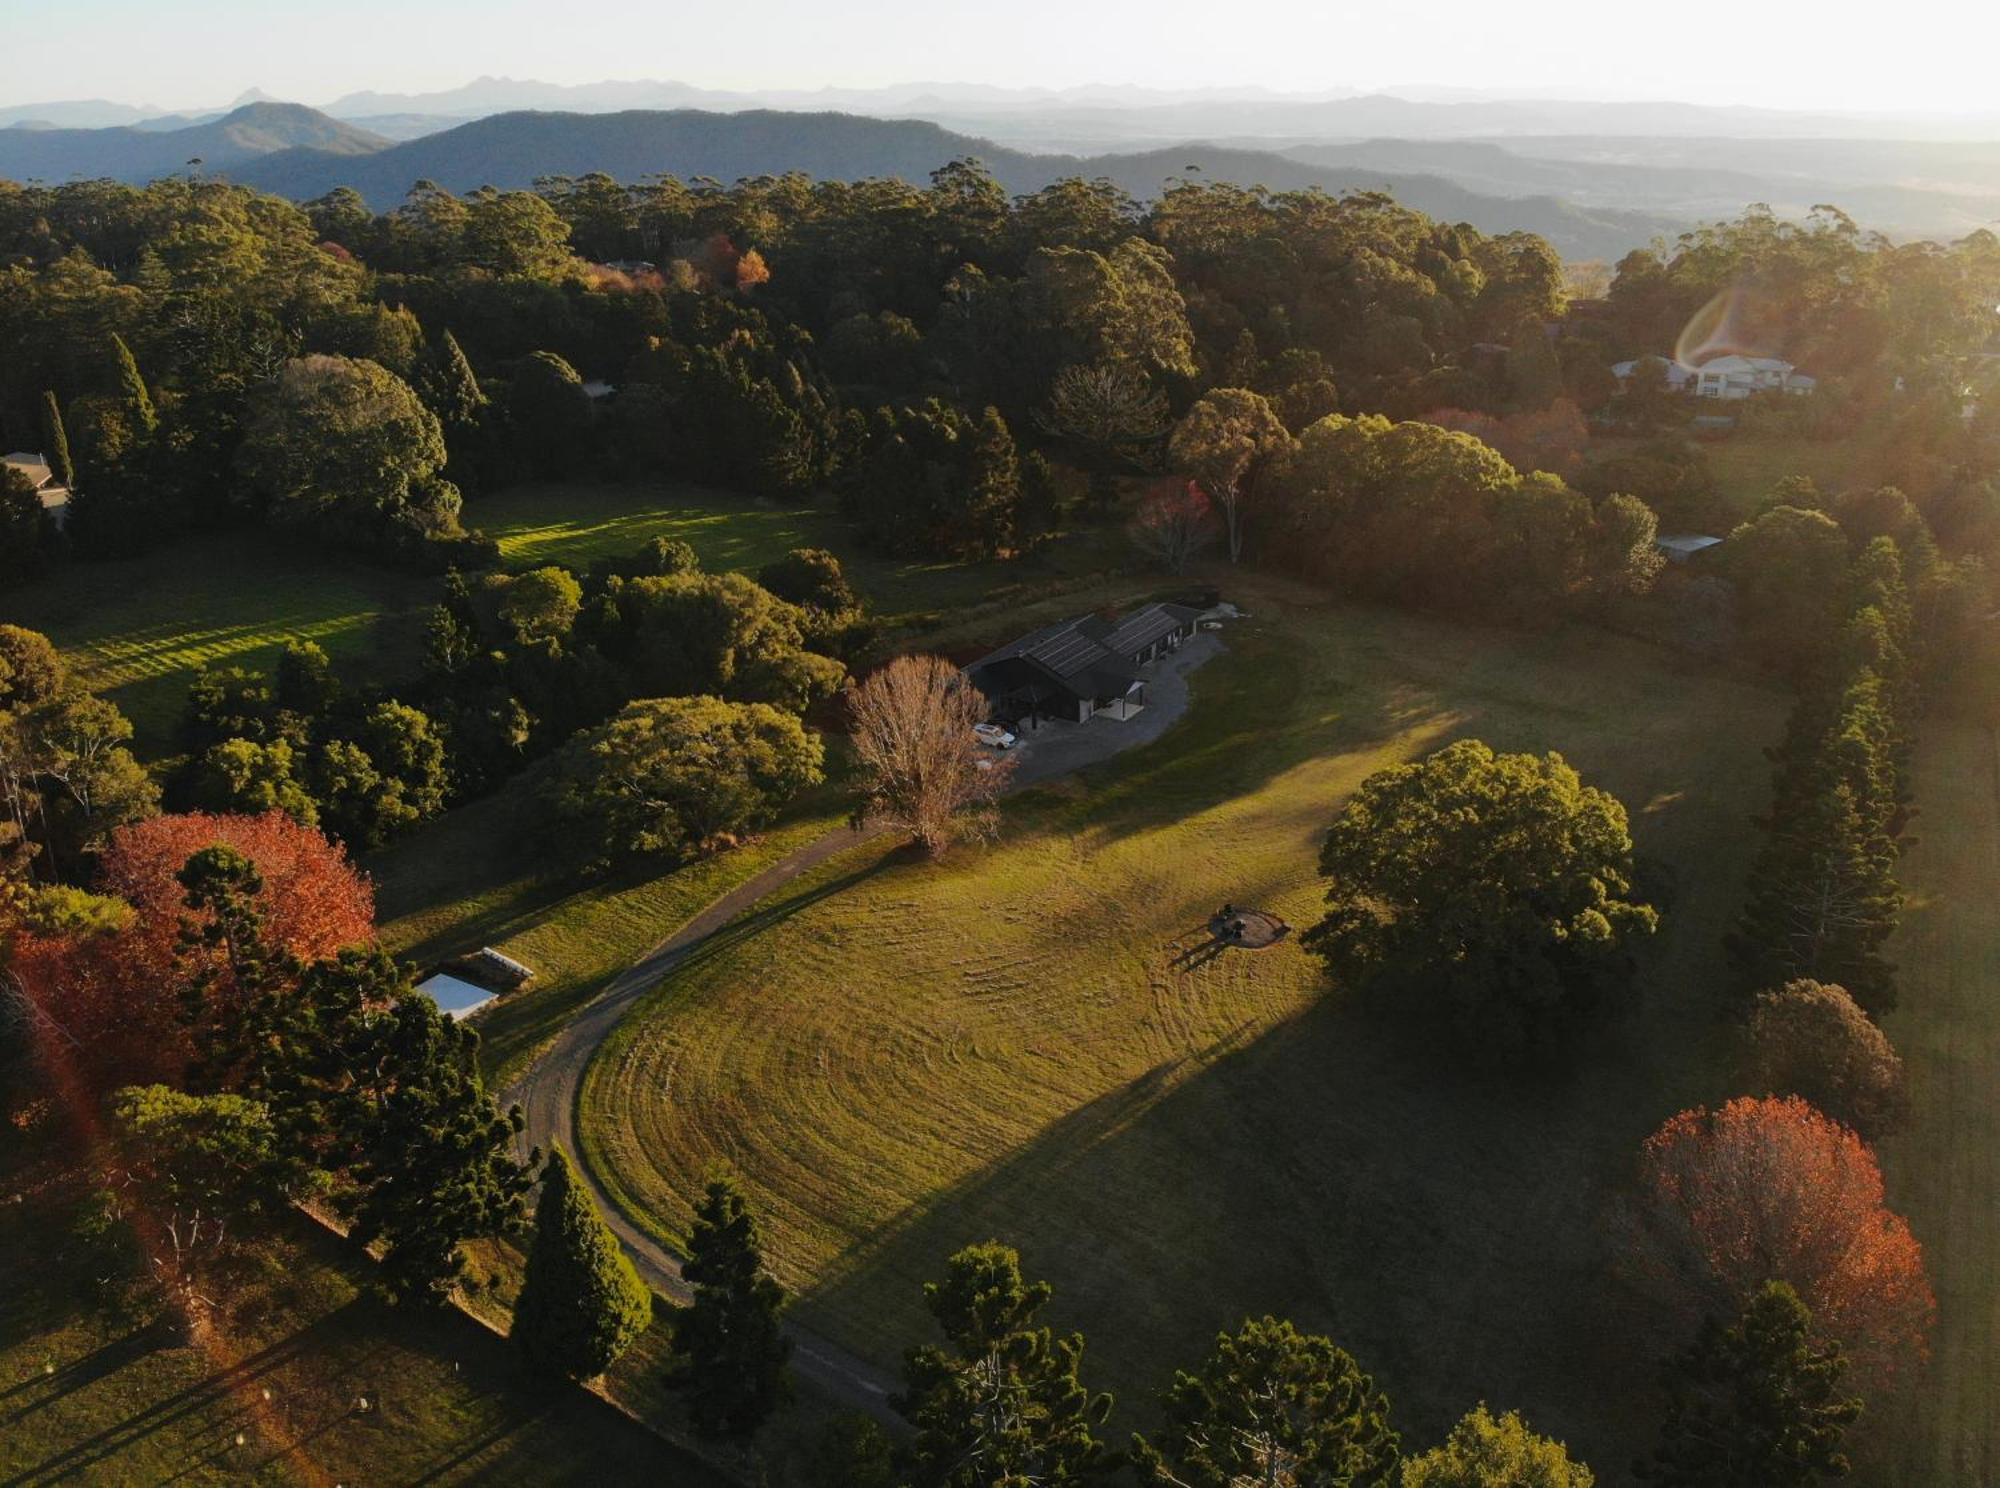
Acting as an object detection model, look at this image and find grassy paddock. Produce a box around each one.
[1586,428,1864,530]
[581,575,1788,1465]
[2,530,431,751]
[1876,720,2000,1482]
[371,780,852,1087]
[11,480,1128,753]
[475,480,1130,625]
[0,1186,715,1486]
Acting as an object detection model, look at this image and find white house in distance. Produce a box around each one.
[1611,355,1816,401]
[3,451,71,528]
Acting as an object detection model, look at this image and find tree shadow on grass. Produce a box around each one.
[792,984,1695,1469]
[1,1308,358,1486]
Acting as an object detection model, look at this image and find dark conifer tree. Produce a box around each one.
[335,979,534,1303]
[513,1146,651,1379]
[896,1241,1116,1485]
[1132,1316,1398,1488]
[40,390,74,489]
[1641,1282,1861,1487]
[673,1174,793,1436]
[109,332,157,436]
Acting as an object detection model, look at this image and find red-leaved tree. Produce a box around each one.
[1625,1095,1934,1385]
[12,812,374,1087]
[1127,478,1219,575]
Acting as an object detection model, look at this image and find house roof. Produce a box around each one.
[1656,533,1725,555]
[3,452,54,488]
[970,602,1199,701]
[1101,603,1202,656]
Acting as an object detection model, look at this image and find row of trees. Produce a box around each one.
[1293,736,1928,1479]
[1121,392,1667,621]
[1729,531,1917,1013]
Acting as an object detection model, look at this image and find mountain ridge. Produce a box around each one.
[223,107,1683,259]
[0,102,387,182]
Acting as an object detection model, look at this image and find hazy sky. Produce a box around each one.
[8,0,1999,114]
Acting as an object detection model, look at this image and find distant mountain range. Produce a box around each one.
[0,102,385,182]
[265,108,1689,260]
[7,89,2000,259]
[0,102,1681,259]
[1283,138,2000,240]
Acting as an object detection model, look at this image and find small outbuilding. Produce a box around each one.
[467,946,536,987]
[1656,533,1725,564]
[415,971,499,1021]
[3,451,71,529]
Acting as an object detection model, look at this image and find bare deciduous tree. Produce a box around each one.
[849,655,1012,857]
[1127,479,1218,575]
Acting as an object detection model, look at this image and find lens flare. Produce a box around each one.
[1673,285,1791,369]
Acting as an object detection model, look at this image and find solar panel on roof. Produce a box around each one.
[1027,627,1110,676]
[1104,605,1179,653]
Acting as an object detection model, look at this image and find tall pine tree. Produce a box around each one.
[896,1241,1116,1485]
[420,329,489,492]
[40,391,74,489]
[109,333,157,436]
[1132,1315,1398,1487]
[674,1174,793,1436]
[336,980,534,1304]
[1640,1282,1861,1487]
[513,1146,651,1379]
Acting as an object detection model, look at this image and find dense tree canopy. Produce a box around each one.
[542,695,825,867]
[1640,1282,1861,1488]
[1305,739,1657,1053]
[1744,980,1908,1140]
[237,354,468,555]
[1401,1404,1593,1488]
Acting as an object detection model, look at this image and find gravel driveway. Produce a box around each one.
[500,627,1228,1423]
[1004,629,1224,785]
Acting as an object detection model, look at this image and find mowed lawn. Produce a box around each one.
[582,576,1790,1466]
[370,780,851,1087]
[0,1192,717,1486]
[1877,719,2000,1483]
[2,530,432,752]
[478,480,1128,623]
[10,481,1126,754]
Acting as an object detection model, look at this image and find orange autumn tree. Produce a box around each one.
[13,811,374,1086]
[1626,1095,1934,1384]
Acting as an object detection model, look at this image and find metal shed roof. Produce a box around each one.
[415,972,498,1020]
[1101,603,1199,657]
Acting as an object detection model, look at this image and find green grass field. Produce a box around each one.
[580,574,1790,1466]
[1876,720,2000,1483]
[2,530,433,752]
[0,1186,718,1486]
[476,480,1128,624]
[370,778,852,1086]
[7,481,1126,754]
[1587,428,1863,530]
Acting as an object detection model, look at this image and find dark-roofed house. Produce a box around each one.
[967,602,1203,726]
